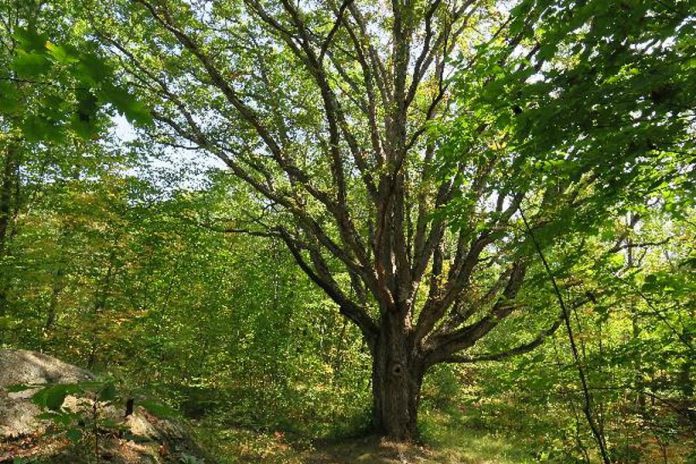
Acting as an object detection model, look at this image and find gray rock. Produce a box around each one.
[0,349,95,438]
[0,349,211,463]
[0,349,94,388]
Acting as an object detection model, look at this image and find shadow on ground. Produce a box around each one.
[302,436,436,464]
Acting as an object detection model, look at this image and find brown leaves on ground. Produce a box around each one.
[303,436,438,464]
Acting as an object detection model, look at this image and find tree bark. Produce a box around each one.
[0,144,16,258]
[371,313,424,441]
[0,144,18,320]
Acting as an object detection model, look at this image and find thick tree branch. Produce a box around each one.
[441,313,563,363]
[279,229,378,347]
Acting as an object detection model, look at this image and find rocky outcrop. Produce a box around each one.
[0,349,94,387]
[1,349,95,439]
[0,349,212,463]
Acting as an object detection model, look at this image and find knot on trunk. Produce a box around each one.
[391,363,403,376]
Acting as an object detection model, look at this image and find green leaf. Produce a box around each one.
[20,115,64,143]
[46,42,79,65]
[13,27,49,52]
[139,399,178,418]
[0,82,21,115]
[66,428,82,443]
[6,384,32,393]
[32,384,80,411]
[75,52,112,86]
[12,50,51,77]
[37,411,75,425]
[98,383,117,402]
[100,83,152,126]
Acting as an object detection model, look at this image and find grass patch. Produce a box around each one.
[419,409,536,464]
[193,410,536,463]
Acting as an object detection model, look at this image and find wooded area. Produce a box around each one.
[0,0,694,462]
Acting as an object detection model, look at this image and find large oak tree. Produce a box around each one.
[89,0,694,440]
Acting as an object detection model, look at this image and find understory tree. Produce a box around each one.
[465,205,695,462]
[0,0,149,340]
[90,0,694,440]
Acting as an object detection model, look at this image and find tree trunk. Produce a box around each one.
[371,313,424,441]
[0,145,17,320]
[0,145,16,258]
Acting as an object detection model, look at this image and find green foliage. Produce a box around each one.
[17,378,124,460]
[140,399,179,419]
[178,454,205,464]
[444,0,694,246]
[1,6,151,144]
[31,384,80,411]
[1,0,694,462]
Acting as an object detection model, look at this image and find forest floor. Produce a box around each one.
[197,412,537,464]
[300,430,533,464]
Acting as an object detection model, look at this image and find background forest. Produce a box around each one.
[1,0,695,463]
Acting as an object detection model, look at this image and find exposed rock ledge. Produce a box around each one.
[0,349,212,463]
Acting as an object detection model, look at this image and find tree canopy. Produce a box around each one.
[76,0,694,440]
[0,0,694,460]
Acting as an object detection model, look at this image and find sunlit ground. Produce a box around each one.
[195,411,537,464]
